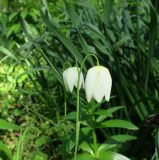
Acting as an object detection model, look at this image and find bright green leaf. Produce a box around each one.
[97,151,130,160]
[79,141,94,155]
[110,134,137,143]
[99,119,138,130]
[75,153,95,160]
[0,119,21,130]
[36,136,51,147]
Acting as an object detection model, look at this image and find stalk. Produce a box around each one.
[92,129,97,156]
[74,54,99,159]
[74,73,80,160]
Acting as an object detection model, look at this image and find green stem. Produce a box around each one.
[74,54,99,159]
[74,71,80,160]
[56,110,60,123]
[64,91,67,120]
[92,129,97,156]
[81,54,99,68]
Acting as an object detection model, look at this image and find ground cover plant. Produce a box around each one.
[0,0,159,159]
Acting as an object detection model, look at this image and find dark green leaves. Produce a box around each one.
[103,0,114,24]
[41,1,83,64]
[96,106,125,122]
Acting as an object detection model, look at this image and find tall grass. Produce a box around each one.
[0,0,159,159]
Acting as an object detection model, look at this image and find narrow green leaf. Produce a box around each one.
[79,36,96,55]
[96,106,125,122]
[52,28,83,64]
[97,143,117,154]
[78,36,95,65]
[113,35,130,50]
[21,19,37,39]
[99,119,138,130]
[41,0,49,10]
[63,1,79,27]
[93,40,113,62]
[0,46,18,61]
[85,23,105,42]
[155,128,159,153]
[0,141,12,160]
[75,0,95,11]
[41,5,83,64]
[103,0,114,24]
[13,127,30,160]
[16,66,50,83]
[110,134,137,143]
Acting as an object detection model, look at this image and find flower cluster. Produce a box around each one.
[63,66,112,103]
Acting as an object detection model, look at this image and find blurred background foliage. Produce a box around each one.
[0,0,159,159]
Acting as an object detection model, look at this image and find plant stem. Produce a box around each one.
[74,54,100,159]
[64,91,67,120]
[92,129,97,156]
[74,70,81,160]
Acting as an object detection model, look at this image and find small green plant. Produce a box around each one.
[62,54,138,160]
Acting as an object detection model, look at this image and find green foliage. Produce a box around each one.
[0,119,20,130]
[0,0,159,159]
[0,141,12,160]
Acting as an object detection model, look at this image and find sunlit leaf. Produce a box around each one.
[97,151,130,160]
[79,141,94,155]
[35,136,51,147]
[110,134,137,143]
[75,153,95,160]
[0,119,21,130]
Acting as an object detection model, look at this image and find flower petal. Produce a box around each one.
[104,69,112,101]
[92,66,105,102]
[80,73,85,89]
[75,70,84,90]
[63,67,84,92]
[63,67,76,92]
[85,67,97,102]
[85,66,112,103]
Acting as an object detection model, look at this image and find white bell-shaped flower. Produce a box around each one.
[63,67,84,92]
[85,66,112,102]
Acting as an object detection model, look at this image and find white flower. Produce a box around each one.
[85,66,112,102]
[63,67,84,92]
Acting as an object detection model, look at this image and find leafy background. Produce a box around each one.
[0,0,159,159]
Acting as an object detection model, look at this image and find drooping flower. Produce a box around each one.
[85,66,112,102]
[63,67,84,92]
